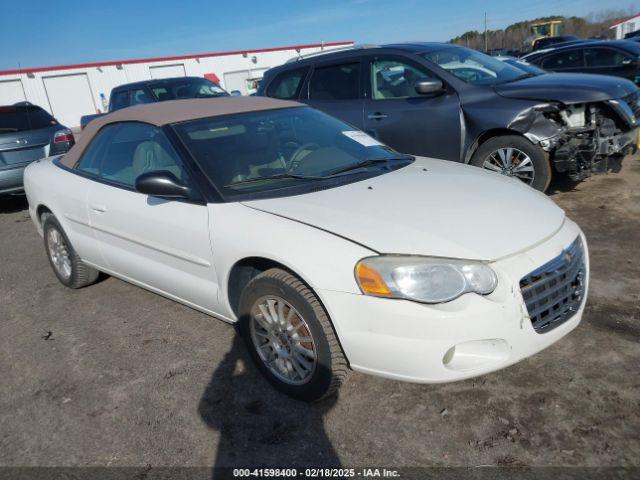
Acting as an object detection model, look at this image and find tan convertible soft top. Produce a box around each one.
[60,96,304,168]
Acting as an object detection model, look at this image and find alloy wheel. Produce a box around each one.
[47,228,72,280]
[249,295,317,385]
[482,147,535,185]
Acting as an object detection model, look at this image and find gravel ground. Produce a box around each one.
[0,157,639,472]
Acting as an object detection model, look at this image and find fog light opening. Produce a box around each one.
[442,339,511,372]
[443,346,456,366]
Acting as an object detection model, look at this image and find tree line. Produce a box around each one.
[449,8,638,53]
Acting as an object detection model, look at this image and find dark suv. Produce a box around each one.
[259,43,640,191]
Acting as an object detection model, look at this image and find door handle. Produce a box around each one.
[368,112,388,120]
[90,204,107,213]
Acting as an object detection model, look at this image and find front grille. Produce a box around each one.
[519,236,586,334]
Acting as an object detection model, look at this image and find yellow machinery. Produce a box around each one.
[530,20,563,46]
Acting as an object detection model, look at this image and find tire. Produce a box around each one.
[42,213,100,289]
[238,268,349,401]
[470,135,552,192]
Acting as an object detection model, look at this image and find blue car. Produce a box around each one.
[1,103,75,196]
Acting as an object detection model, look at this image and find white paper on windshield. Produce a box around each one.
[342,130,382,147]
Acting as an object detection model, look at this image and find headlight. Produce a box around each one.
[355,256,497,304]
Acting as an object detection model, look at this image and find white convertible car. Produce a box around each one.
[24,97,589,401]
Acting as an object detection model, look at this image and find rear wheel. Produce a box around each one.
[238,268,349,401]
[42,213,99,289]
[470,135,551,192]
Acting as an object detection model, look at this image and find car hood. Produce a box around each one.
[242,158,565,261]
[494,73,638,103]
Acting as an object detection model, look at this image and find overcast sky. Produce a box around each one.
[0,0,633,69]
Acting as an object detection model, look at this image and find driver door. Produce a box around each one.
[78,122,220,312]
[362,55,462,161]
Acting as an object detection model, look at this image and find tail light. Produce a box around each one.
[53,129,74,143]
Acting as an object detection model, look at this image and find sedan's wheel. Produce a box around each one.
[484,148,534,184]
[470,135,551,192]
[238,268,349,401]
[42,213,100,289]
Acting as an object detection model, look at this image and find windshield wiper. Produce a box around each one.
[225,172,320,187]
[324,156,412,176]
[225,156,413,187]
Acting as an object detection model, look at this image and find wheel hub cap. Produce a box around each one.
[250,295,317,385]
[47,228,72,280]
[483,147,535,185]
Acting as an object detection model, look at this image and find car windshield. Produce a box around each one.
[173,107,411,200]
[149,78,229,101]
[0,105,57,132]
[501,58,546,75]
[423,48,527,85]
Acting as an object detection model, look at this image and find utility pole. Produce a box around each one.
[484,12,488,52]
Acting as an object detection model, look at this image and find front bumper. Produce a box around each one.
[318,219,588,383]
[551,125,638,180]
[0,165,27,195]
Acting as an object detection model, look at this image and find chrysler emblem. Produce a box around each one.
[563,251,572,265]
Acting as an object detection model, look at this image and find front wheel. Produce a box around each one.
[470,135,551,192]
[42,213,100,289]
[238,268,349,401]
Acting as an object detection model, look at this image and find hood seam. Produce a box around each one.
[241,203,380,255]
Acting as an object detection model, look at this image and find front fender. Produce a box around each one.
[507,105,564,145]
[209,202,375,320]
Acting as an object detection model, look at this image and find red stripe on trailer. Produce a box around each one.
[0,41,354,76]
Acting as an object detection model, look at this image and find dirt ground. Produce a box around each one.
[0,156,639,473]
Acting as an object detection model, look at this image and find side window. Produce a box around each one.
[584,48,630,67]
[76,125,117,176]
[110,91,129,110]
[371,58,434,99]
[309,62,360,100]
[542,50,583,69]
[130,88,153,105]
[78,122,187,188]
[151,87,171,101]
[266,67,309,100]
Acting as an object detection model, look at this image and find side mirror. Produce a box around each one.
[414,78,444,95]
[134,170,191,199]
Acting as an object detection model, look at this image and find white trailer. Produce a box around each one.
[0,41,352,128]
